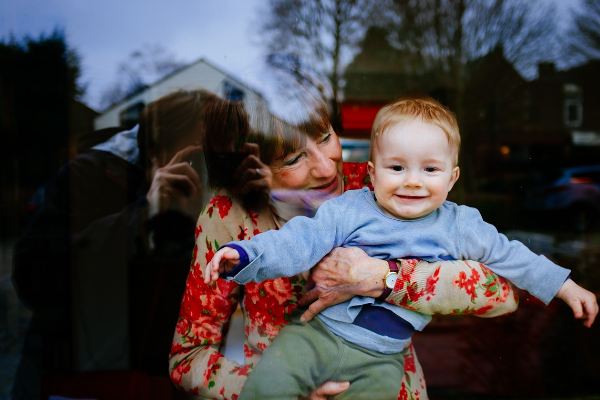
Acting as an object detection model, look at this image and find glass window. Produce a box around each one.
[2,1,600,399]
[223,81,245,102]
[564,84,583,127]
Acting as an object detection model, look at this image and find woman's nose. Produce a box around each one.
[310,148,336,179]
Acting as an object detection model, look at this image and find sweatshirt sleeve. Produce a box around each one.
[458,206,570,304]
[226,197,344,284]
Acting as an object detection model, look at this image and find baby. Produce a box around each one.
[206,98,598,400]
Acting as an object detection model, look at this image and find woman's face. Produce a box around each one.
[269,125,344,196]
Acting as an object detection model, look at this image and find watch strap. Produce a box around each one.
[376,260,399,302]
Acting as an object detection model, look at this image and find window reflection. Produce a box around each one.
[1,0,599,399]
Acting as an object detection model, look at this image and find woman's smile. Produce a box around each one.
[311,175,341,194]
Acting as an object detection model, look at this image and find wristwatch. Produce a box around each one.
[377,260,399,301]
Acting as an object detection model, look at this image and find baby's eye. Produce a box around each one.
[424,167,438,172]
[392,165,404,172]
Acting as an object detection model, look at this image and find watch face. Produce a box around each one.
[385,272,398,289]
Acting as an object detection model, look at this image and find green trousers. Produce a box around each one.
[239,310,405,400]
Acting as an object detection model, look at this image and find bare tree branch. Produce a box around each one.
[99,44,186,110]
[258,0,377,99]
[567,0,600,62]
[386,0,556,84]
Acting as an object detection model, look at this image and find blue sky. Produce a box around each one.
[1,0,265,110]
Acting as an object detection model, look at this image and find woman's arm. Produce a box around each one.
[169,194,250,399]
[387,259,518,318]
[300,248,518,321]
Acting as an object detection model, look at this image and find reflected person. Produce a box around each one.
[11,89,240,399]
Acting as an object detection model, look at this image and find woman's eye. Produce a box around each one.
[319,132,332,144]
[283,154,302,166]
[392,165,404,171]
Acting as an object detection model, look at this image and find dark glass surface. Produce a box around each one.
[1,1,599,399]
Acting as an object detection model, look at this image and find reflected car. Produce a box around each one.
[524,165,600,227]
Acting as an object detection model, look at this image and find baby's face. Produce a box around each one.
[368,118,459,220]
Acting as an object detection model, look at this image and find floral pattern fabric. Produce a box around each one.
[169,162,518,400]
[388,259,518,319]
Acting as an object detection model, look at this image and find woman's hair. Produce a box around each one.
[370,97,461,164]
[202,94,332,169]
[246,97,332,166]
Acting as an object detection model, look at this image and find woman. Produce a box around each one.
[169,89,518,399]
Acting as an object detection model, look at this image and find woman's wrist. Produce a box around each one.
[376,260,399,301]
[362,258,388,299]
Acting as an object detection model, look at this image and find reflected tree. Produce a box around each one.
[0,29,84,180]
[568,0,600,61]
[258,0,377,102]
[99,44,186,110]
[0,29,86,237]
[385,0,556,96]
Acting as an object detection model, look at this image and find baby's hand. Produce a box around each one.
[556,279,599,328]
[204,246,241,284]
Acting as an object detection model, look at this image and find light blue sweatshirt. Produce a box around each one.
[226,187,570,353]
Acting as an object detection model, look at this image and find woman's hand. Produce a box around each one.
[299,247,388,322]
[301,381,350,400]
[232,143,272,195]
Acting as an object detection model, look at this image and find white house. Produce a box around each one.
[94,57,266,129]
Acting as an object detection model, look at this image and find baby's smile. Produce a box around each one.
[395,195,427,199]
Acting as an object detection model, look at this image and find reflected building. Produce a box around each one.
[95,58,267,130]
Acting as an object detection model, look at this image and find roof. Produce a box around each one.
[101,57,264,113]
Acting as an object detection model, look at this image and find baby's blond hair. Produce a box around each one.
[370,97,460,165]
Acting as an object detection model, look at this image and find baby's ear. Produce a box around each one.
[448,166,460,191]
[367,161,375,184]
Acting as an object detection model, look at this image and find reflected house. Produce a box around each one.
[463,48,534,176]
[489,60,597,173]
[469,57,600,180]
[546,59,600,161]
[95,57,266,130]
